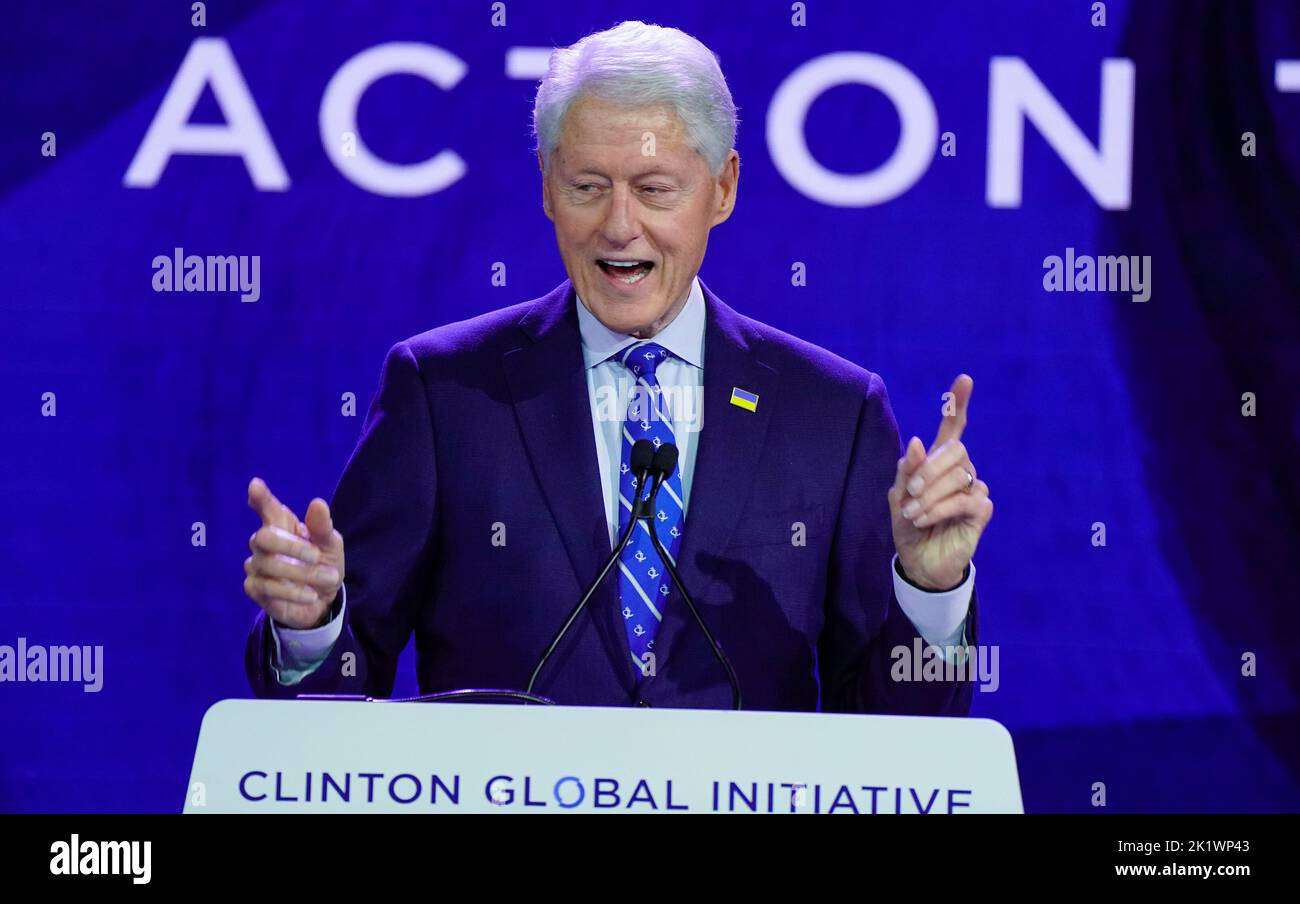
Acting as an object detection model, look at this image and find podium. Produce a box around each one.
[184,699,1023,813]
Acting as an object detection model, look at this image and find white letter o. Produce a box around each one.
[767,52,938,207]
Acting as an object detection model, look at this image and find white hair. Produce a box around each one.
[532,20,738,175]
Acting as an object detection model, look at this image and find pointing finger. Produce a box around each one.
[248,477,299,532]
[931,374,973,453]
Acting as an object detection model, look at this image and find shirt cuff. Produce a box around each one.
[890,554,974,650]
[269,584,347,686]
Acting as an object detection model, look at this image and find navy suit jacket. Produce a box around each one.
[245,279,977,713]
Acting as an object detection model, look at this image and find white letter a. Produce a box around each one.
[125,37,289,190]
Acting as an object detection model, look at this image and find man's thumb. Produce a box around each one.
[304,498,338,549]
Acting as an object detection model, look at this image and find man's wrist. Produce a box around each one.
[273,588,342,631]
[895,557,968,593]
[316,588,343,626]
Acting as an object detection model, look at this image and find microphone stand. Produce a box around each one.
[523,463,654,700]
[640,458,743,710]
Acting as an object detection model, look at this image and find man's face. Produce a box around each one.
[541,95,739,338]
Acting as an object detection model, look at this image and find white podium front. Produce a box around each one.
[184,699,1023,813]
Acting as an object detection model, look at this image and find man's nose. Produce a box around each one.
[599,184,641,246]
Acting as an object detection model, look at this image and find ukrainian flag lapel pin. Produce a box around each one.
[730,387,759,412]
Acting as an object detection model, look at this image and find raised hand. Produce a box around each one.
[888,374,993,591]
[243,477,346,629]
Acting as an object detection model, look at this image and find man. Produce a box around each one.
[242,21,993,712]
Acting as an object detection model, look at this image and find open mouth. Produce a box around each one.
[596,259,655,286]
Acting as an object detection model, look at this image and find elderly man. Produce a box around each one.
[242,21,993,712]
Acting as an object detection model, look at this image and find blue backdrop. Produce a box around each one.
[2,0,1298,813]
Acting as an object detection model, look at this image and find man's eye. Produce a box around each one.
[641,186,667,194]
[575,184,599,193]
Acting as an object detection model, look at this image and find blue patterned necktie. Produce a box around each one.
[611,340,686,678]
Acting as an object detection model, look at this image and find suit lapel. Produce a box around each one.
[647,280,780,687]
[501,281,634,694]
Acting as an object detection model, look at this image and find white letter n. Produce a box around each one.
[986,57,1134,209]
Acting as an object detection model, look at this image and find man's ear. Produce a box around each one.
[711,149,740,227]
[538,151,554,221]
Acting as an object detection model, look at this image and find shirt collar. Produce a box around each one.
[576,275,705,370]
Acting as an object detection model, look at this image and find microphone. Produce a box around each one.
[526,439,657,699]
[641,443,743,710]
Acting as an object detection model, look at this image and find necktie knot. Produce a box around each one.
[614,341,673,380]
